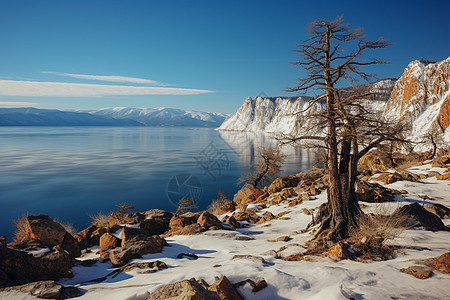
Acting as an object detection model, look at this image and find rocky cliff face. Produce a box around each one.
[384,57,450,141]
[218,79,396,135]
[218,96,324,136]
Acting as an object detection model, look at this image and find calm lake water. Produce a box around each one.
[0,127,317,240]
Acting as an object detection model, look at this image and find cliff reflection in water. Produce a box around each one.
[218,130,319,176]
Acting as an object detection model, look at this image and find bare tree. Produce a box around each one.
[285,16,407,248]
[239,146,285,187]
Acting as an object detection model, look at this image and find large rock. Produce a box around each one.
[169,212,202,230]
[147,276,242,300]
[26,215,66,245]
[233,184,263,205]
[26,215,80,258]
[433,252,450,273]
[400,266,433,279]
[99,233,121,258]
[358,150,393,171]
[140,210,173,235]
[355,180,396,203]
[213,201,235,215]
[109,235,166,267]
[394,203,445,231]
[197,212,221,228]
[208,276,243,300]
[0,245,73,286]
[328,241,352,261]
[147,278,217,300]
[0,280,62,299]
[74,225,107,250]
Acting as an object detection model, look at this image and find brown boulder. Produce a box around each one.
[394,203,445,231]
[400,266,433,279]
[0,280,67,299]
[26,215,80,258]
[256,211,275,224]
[231,211,261,224]
[280,188,297,199]
[197,212,221,228]
[172,224,204,236]
[433,252,450,273]
[268,175,302,194]
[423,203,450,219]
[328,241,352,261]
[99,233,121,258]
[74,225,107,249]
[140,210,173,235]
[208,276,243,300]
[233,184,263,205]
[0,245,73,286]
[358,150,393,171]
[213,201,236,215]
[109,235,166,267]
[355,180,396,203]
[26,215,66,245]
[169,212,202,229]
[147,277,218,300]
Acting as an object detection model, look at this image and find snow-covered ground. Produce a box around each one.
[2,164,449,300]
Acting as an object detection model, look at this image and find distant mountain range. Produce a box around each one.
[0,107,227,127]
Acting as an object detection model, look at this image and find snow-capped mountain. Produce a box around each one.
[383,57,450,145]
[218,96,324,136]
[0,107,142,126]
[86,107,227,127]
[0,107,227,127]
[217,78,397,136]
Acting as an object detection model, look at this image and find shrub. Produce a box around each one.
[207,190,230,212]
[13,212,30,242]
[175,198,198,216]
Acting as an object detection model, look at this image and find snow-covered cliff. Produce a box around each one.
[384,57,450,144]
[218,96,324,136]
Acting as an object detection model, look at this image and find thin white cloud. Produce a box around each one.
[42,71,170,86]
[0,80,213,97]
[0,101,38,107]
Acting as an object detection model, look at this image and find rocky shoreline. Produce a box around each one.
[1,152,450,299]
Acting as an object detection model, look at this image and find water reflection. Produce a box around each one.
[0,127,318,240]
[218,130,318,174]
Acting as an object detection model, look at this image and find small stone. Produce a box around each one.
[400,265,433,279]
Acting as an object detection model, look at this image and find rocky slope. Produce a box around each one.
[383,57,450,144]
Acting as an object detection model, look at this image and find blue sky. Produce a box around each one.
[0,0,448,114]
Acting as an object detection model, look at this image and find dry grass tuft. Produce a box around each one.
[207,190,230,213]
[89,212,122,229]
[13,212,30,242]
[348,204,407,260]
[54,218,77,235]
